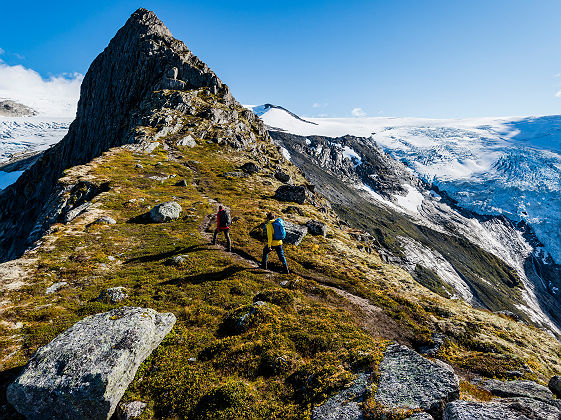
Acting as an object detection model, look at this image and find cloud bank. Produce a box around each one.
[351,107,367,117]
[0,61,83,117]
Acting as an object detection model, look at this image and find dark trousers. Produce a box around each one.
[213,229,231,251]
[262,245,288,269]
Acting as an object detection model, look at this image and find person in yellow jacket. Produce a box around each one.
[261,212,290,274]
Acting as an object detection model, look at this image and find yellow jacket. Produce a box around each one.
[266,220,283,248]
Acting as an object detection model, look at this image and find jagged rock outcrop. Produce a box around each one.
[0,100,37,117]
[7,307,176,420]
[0,8,268,262]
[374,344,459,418]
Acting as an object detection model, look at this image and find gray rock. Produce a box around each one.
[477,379,553,402]
[306,220,327,236]
[97,286,128,303]
[64,202,91,223]
[176,134,196,147]
[444,397,561,420]
[7,307,175,420]
[283,205,305,216]
[274,185,312,204]
[174,179,188,187]
[46,281,68,294]
[375,344,459,418]
[94,216,117,225]
[418,333,447,357]
[274,170,291,183]
[284,221,308,246]
[241,162,260,174]
[149,201,182,222]
[135,163,144,169]
[170,255,187,266]
[116,401,147,420]
[0,100,37,117]
[405,414,434,420]
[312,372,369,420]
[548,376,561,398]
[221,171,249,178]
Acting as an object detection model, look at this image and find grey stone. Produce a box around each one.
[444,397,561,420]
[64,202,91,223]
[135,163,144,169]
[375,344,459,418]
[149,201,182,222]
[241,162,260,174]
[274,185,312,204]
[283,205,305,216]
[97,286,128,303]
[0,100,37,117]
[477,379,553,402]
[405,414,434,420]
[548,376,561,398]
[94,216,117,225]
[7,307,176,420]
[312,373,369,420]
[177,134,196,147]
[274,170,291,183]
[284,221,308,246]
[170,255,188,266]
[418,333,447,357]
[116,401,147,420]
[306,220,327,236]
[221,171,249,178]
[46,281,68,294]
[175,179,188,187]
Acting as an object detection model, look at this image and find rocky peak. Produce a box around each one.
[0,8,267,261]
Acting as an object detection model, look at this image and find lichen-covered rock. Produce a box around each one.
[274,170,291,183]
[149,201,182,222]
[274,185,312,204]
[306,220,327,236]
[241,162,260,174]
[284,221,308,246]
[116,401,147,420]
[405,413,434,420]
[46,281,67,294]
[444,397,561,420]
[97,286,128,303]
[64,202,91,223]
[95,216,117,225]
[375,344,459,418]
[548,376,561,398]
[7,307,176,420]
[176,134,196,147]
[477,379,553,402]
[312,373,369,420]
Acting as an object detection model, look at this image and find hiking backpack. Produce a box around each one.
[272,218,286,240]
[218,209,231,228]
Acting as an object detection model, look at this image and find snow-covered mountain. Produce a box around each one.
[248,105,561,265]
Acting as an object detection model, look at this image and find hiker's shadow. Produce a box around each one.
[163,265,249,285]
[125,245,204,264]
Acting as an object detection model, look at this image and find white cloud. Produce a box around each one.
[312,102,328,109]
[0,61,82,117]
[556,90,561,98]
[312,102,320,108]
[351,107,367,117]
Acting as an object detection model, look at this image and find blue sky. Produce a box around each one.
[2,0,561,118]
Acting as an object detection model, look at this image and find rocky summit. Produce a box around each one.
[2,7,561,420]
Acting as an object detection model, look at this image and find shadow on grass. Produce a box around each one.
[163,265,250,285]
[125,245,206,264]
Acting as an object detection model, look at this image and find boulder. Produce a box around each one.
[444,397,561,420]
[241,162,260,174]
[97,286,128,304]
[374,344,459,418]
[46,281,67,294]
[405,414,434,420]
[116,401,147,420]
[220,171,249,178]
[477,379,553,402]
[312,372,369,420]
[148,201,182,222]
[7,307,175,420]
[174,179,188,187]
[274,170,291,183]
[64,202,91,223]
[176,134,196,147]
[94,216,117,225]
[284,221,308,246]
[274,185,312,204]
[306,220,327,237]
[418,333,446,357]
[548,376,561,398]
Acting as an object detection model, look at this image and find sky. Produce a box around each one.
[1,0,561,118]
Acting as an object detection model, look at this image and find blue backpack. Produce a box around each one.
[263,218,286,241]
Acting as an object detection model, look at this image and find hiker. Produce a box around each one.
[212,205,231,252]
[261,212,290,274]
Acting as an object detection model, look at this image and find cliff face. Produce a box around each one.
[0,8,264,261]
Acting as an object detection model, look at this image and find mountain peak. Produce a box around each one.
[121,8,173,39]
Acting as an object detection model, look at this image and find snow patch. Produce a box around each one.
[394,185,424,214]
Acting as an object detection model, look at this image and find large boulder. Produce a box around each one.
[149,201,182,222]
[7,307,176,420]
[444,397,561,420]
[374,344,459,418]
[274,185,312,204]
[548,376,561,398]
[306,220,327,237]
[240,162,260,174]
[477,379,553,402]
[97,286,128,304]
[284,221,308,246]
[312,372,369,420]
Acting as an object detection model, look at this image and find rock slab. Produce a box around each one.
[549,376,561,399]
[284,221,308,246]
[375,344,459,417]
[477,379,554,402]
[312,372,369,420]
[7,307,176,420]
[444,397,561,420]
[149,201,182,222]
[275,185,311,204]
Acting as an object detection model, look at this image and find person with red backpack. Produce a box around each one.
[261,212,289,274]
[212,205,231,252]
